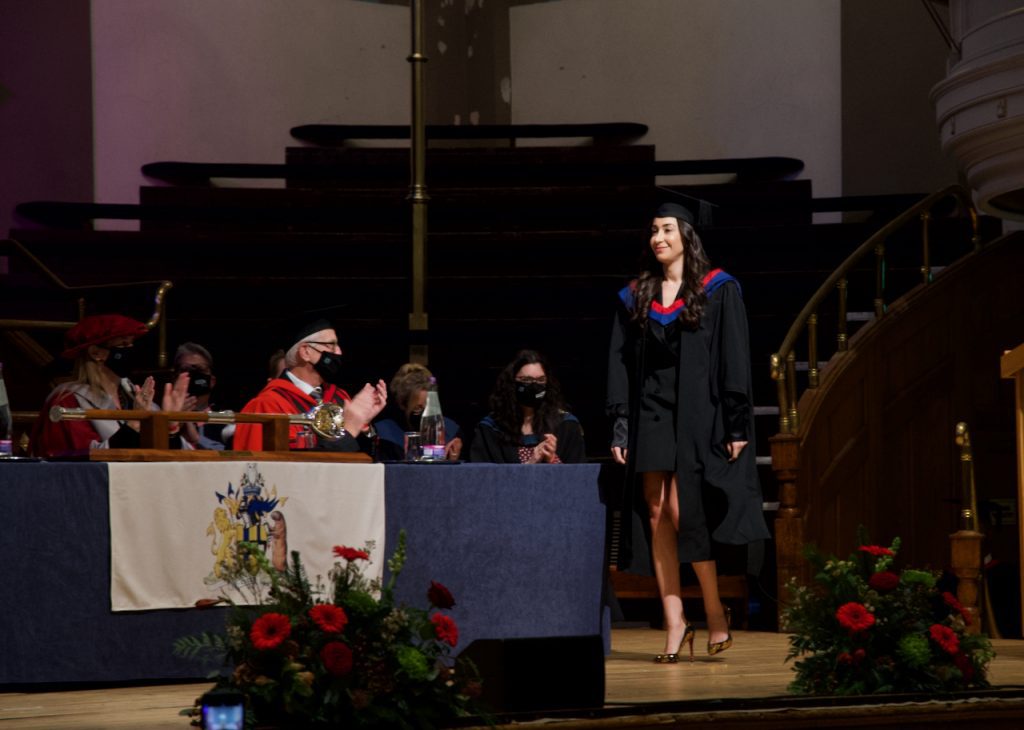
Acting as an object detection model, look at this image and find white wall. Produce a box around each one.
[89,0,843,220]
[91,0,410,225]
[509,0,842,196]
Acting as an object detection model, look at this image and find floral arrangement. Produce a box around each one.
[783,530,995,695]
[174,532,480,728]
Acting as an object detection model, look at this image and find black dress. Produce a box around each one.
[607,270,770,569]
[632,317,681,472]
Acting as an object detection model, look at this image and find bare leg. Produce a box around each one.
[693,560,729,644]
[643,471,688,654]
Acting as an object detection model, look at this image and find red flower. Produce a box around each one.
[852,648,866,663]
[194,598,225,609]
[320,641,353,676]
[858,545,894,557]
[837,651,853,665]
[929,624,960,655]
[250,612,291,650]
[868,571,900,592]
[309,604,348,634]
[431,612,459,647]
[836,602,876,632]
[333,546,370,561]
[943,591,973,626]
[427,581,456,609]
[954,652,975,682]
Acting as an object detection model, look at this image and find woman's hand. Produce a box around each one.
[726,440,747,462]
[126,376,157,431]
[132,376,157,411]
[531,433,558,463]
[444,436,463,461]
[611,446,628,465]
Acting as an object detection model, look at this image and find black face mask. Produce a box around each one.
[313,351,344,385]
[105,346,134,378]
[515,382,547,407]
[182,368,213,397]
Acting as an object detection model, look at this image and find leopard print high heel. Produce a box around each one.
[707,605,733,656]
[654,623,696,663]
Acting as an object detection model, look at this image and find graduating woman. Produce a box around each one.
[607,203,769,663]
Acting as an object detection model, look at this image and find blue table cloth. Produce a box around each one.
[2,461,607,685]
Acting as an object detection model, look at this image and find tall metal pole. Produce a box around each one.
[408,0,429,365]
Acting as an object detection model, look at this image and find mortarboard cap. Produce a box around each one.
[288,317,334,349]
[655,188,716,227]
[654,202,695,226]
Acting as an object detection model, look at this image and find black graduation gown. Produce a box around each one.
[607,271,770,570]
[468,412,586,464]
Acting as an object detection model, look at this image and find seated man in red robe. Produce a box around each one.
[233,318,386,453]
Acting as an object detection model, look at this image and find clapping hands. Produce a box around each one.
[162,371,192,413]
[343,379,388,437]
[131,376,157,411]
[530,433,558,463]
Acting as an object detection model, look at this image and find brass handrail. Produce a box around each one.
[952,421,1001,638]
[0,237,173,367]
[407,0,429,365]
[955,421,980,532]
[48,407,315,452]
[770,185,980,434]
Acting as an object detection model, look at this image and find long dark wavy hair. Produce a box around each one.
[487,349,568,443]
[631,217,711,329]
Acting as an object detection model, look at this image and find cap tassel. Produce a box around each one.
[698,200,713,227]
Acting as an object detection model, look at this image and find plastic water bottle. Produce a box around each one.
[0,362,13,457]
[418,377,446,461]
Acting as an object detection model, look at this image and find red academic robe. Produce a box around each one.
[31,389,102,457]
[233,377,351,451]
[31,381,145,458]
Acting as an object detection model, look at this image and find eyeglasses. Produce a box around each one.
[515,376,547,385]
[303,340,340,350]
[177,366,212,376]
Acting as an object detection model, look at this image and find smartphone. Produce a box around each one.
[200,688,245,730]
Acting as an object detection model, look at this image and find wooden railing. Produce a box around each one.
[0,237,173,367]
[46,407,370,462]
[769,185,979,434]
[767,185,984,624]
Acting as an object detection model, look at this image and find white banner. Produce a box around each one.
[109,461,385,611]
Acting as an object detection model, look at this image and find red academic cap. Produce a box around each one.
[61,314,148,359]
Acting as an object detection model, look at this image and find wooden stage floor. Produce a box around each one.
[3,629,1024,729]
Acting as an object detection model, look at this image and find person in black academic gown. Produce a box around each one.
[470,349,585,464]
[607,203,770,663]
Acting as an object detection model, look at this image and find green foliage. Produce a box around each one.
[783,532,995,695]
[172,632,229,662]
